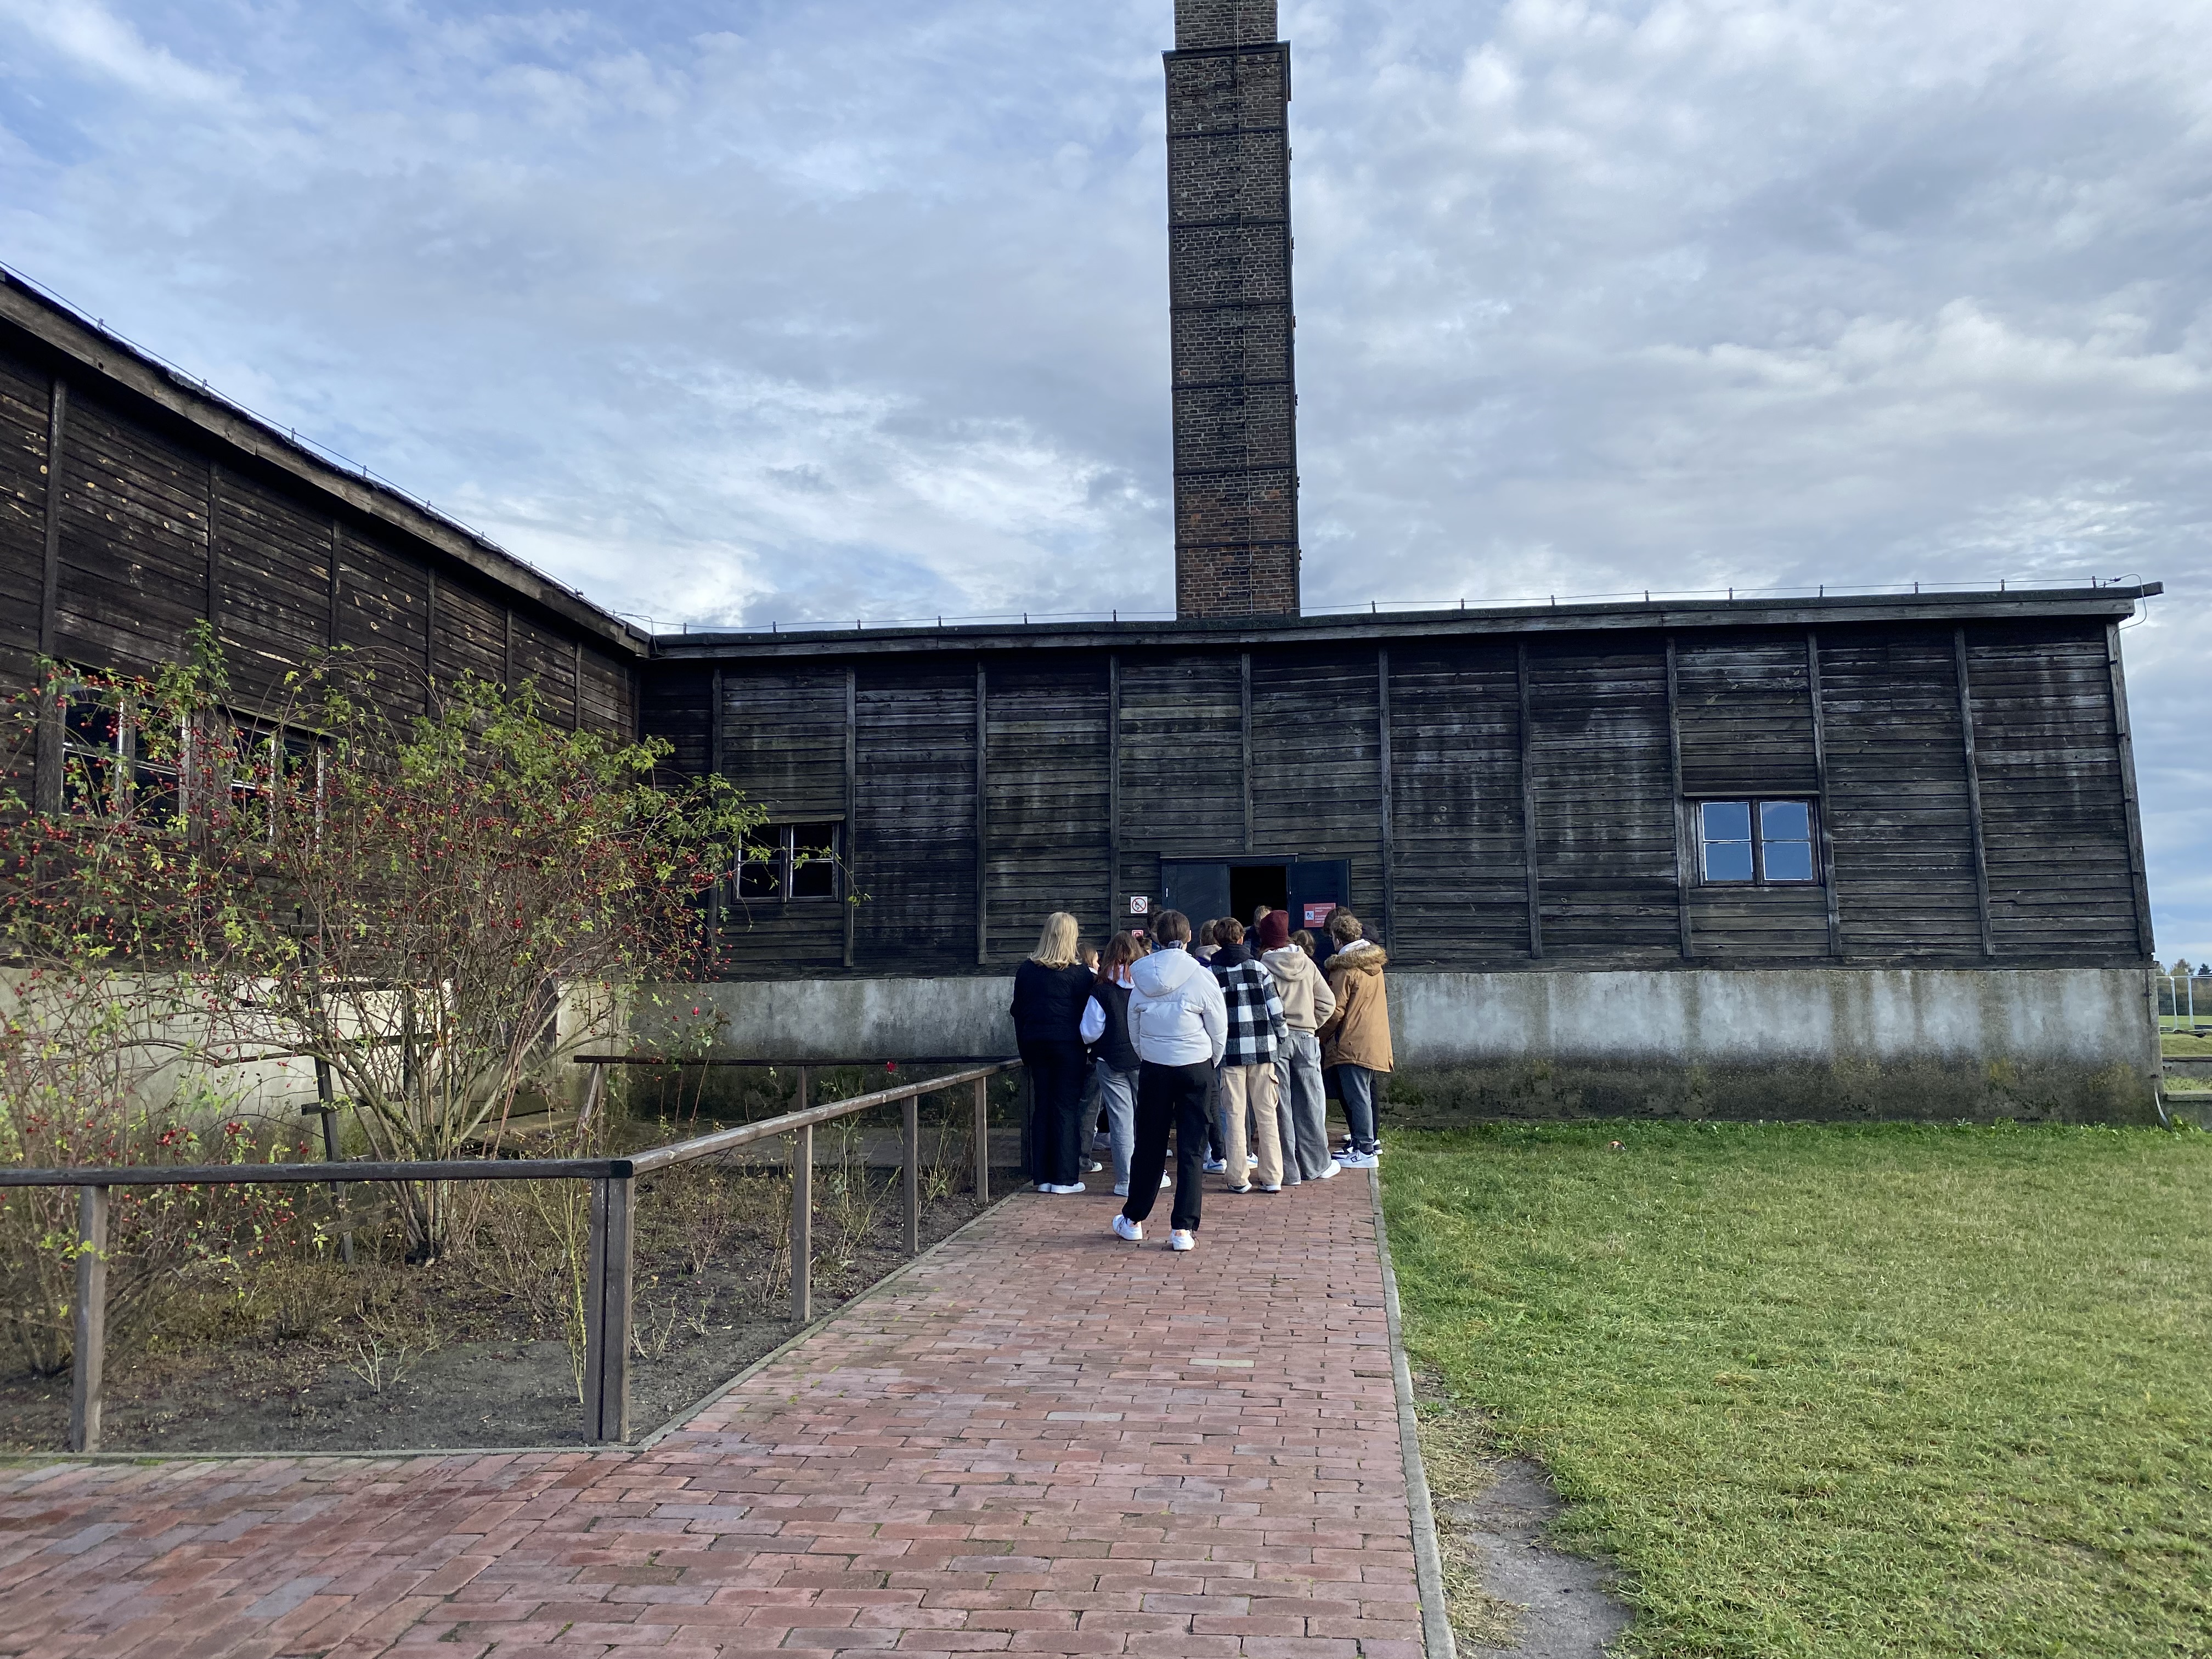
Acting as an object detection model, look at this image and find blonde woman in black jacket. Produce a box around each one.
[1009,911,1093,1193]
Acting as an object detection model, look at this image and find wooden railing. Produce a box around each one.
[0,1058,1019,1453]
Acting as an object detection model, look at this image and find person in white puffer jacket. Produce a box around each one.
[1111,910,1226,1252]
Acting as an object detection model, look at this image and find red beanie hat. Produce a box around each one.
[1256,910,1291,951]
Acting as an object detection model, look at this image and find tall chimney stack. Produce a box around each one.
[1167,0,1300,619]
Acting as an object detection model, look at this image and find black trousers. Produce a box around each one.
[1122,1059,1212,1233]
[1020,1040,1088,1187]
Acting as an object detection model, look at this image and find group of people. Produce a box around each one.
[1008,903,1392,1252]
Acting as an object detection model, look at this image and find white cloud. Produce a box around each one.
[0,0,233,102]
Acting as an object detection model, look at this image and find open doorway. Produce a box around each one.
[1158,858,1351,933]
[1229,863,1290,923]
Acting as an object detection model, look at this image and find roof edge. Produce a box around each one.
[0,270,650,659]
[649,584,2162,661]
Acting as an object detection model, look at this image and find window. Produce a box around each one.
[736,822,842,901]
[57,685,185,827]
[229,723,325,839]
[1699,799,1818,885]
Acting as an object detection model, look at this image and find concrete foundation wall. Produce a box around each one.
[662,966,2162,1124]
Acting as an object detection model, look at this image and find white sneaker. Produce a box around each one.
[1043,1182,1087,1194]
[1113,1214,1143,1243]
[1169,1229,1196,1251]
[1113,1182,1130,1197]
[1226,1183,1251,1194]
[1246,1154,1258,1169]
[1258,1183,1282,1193]
[1160,1173,1173,1188]
[1203,1158,1227,1174]
[1083,1160,1104,1173]
[1336,1150,1378,1170]
[1314,1160,1342,1180]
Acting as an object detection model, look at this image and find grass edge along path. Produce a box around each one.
[1381,1121,2212,1659]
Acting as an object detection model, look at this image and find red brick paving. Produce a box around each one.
[0,1171,1423,1657]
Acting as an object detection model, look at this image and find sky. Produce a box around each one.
[1,0,2207,961]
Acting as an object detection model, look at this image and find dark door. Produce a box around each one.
[1287,860,1351,933]
[1159,860,1231,929]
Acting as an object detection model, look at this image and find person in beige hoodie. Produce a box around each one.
[1256,910,1340,1184]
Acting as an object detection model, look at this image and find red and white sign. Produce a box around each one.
[1303,901,1336,927]
[1128,895,1150,915]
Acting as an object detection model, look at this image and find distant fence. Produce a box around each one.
[1,1058,1019,1453]
[2159,974,2212,1033]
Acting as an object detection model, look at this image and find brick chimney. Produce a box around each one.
[1167,0,1301,619]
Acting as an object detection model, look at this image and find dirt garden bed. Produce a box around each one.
[3,1105,1024,1456]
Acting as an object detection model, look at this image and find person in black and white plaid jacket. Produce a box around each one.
[1210,918,1289,1192]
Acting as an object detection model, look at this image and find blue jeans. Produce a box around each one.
[1338,1063,1379,1154]
[1096,1061,1138,1189]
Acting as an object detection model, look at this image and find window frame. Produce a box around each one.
[735,820,844,904]
[1695,796,1822,888]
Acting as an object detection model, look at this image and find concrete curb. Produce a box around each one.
[1,1183,1019,1470]
[1369,1165,1458,1659]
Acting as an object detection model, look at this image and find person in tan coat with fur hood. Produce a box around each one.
[1315,909,1390,1166]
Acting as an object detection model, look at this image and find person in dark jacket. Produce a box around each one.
[1009,911,1094,1193]
[1079,931,1162,1198]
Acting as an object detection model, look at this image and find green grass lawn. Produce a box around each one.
[1383,1123,2212,1657]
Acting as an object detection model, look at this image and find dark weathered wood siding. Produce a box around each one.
[671,610,2151,981]
[0,336,639,741]
[984,656,1112,961]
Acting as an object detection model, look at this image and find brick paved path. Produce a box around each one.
[0,1171,1424,1658]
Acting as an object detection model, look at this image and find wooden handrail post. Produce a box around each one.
[312,1058,355,1266]
[68,1184,108,1454]
[902,1093,921,1255]
[980,1076,996,1201]
[791,1120,812,1324]
[582,1174,634,1444]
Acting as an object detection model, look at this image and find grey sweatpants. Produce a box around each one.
[1272,1028,1333,1182]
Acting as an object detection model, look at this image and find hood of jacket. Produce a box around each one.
[1131,945,1205,998]
[1329,940,1389,975]
[1211,941,1253,969]
[1262,945,1316,980]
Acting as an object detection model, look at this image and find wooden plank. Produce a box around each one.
[1240,650,1254,851]
[1377,647,1394,947]
[1666,634,1694,960]
[975,659,989,966]
[1108,652,1122,930]
[204,460,220,627]
[1954,627,1996,957]
[328,519,342,646]
[40,377,62,656]
[845,669,857,969]
[1518,641,1542,959]
[2105,621,2155,961]
[1808,630,1842,956]
[503,606,515,689]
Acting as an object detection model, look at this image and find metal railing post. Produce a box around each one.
[311,1058,354,1266]
[903,1092,921,1255]
[791,1061,812,1324]
[582,1174,634,1444]
[791,1121,812,1324]
[972,1076,990,1206]
[68,1185,108,1454]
